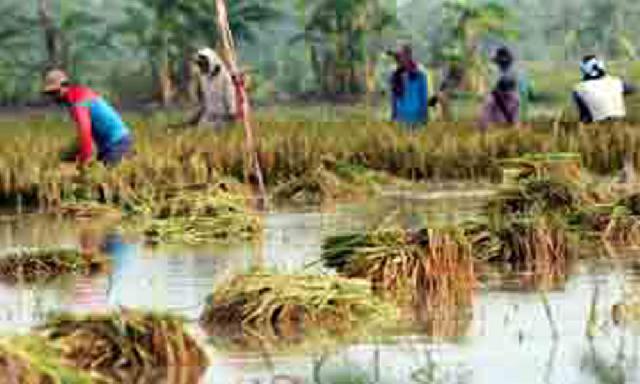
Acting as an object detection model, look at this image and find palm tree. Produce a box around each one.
[294,0,397,96]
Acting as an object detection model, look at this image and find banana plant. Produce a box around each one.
[292,0,398,96]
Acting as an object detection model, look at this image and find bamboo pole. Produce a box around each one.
[214,0,267,207]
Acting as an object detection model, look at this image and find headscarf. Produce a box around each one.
[580,56,606,80]
[391,45,419,98]
[195,47,225,77]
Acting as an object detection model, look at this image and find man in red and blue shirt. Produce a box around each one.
[43,70,132,166]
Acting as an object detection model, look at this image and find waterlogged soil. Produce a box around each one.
[0,189,639,384]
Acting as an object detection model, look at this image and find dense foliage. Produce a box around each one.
[0,0,638,104]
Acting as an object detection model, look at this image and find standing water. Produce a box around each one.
[0,191,638,384]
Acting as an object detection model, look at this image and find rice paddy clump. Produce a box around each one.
[270,159,392,205]
[493,178,578,216]
[0,247,109,284]
[602,207,640,246]
[271,165,348,204]
[140,186,261,244]
[466,215,572,283]
[322,227,475,307]
[200,272,394,345]
[466,216,573,291]
[0,336,95,384]
[41,309,208,382]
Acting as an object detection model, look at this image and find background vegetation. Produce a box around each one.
[0,0,638,111]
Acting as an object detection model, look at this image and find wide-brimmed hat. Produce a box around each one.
[42,69,69,93]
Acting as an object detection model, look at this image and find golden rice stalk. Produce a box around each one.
[322,227,475,315]
[41,309,208,383]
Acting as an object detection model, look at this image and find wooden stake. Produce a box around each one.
[214,0,267,207]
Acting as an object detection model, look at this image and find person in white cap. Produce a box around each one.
[573,55,635,123]
[186,47,237,129]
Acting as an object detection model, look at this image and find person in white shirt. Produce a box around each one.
[188,47,238,129]
[573,55,635,123]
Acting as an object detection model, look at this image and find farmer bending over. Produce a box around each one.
[573,56,637,182]
[573,55,635,123]
[389,45,429,127]
[42,69,132,166]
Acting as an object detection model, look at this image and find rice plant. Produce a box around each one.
[4,119,640,212]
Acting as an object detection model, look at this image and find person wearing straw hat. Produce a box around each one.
[185,47,237,129]
[42,69,132,166]
[573,55,635,123]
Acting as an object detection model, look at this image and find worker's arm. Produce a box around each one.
[69,105,93,164]
[185,107,204,127]
[572,92,593,123]
[418,72,429,121]
[623,81,636,96]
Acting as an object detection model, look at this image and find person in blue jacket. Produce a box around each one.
[389,45,429,126]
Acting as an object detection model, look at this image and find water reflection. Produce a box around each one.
[2,200,640,383]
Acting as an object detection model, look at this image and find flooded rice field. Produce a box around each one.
[0,190,639,384]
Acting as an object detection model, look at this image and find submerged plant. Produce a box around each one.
[41,309,208,383]
[0,247,109,284]
[200,272,394,346]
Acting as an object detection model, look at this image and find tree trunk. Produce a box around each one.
[158,37,174,106]
[38,0,63,69]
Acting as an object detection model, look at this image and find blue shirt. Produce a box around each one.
[391,71,429,125]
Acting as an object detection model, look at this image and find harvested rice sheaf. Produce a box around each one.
[466,216,573,291]
[41,309,208,383]
[200,272,395,344]
[140,187,261,244]
[0,247,109,284]
[602,207,640,246]
[0,336,95,384]
[145,215,261,244]
[467,216,571,264]
[493,178,578,216]
[322,227,475,308]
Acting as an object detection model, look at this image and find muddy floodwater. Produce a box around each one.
[0,190,639,384]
